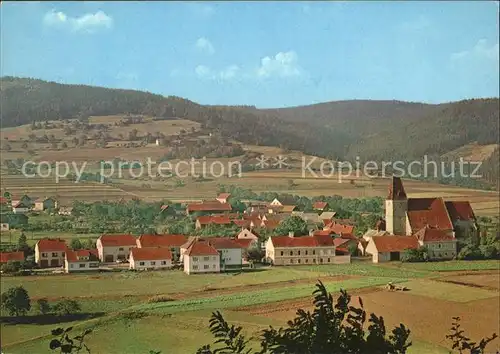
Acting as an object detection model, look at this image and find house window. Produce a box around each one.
[320,258,323,263]
[281,251,284,256]
[438,244,441,248]
[213,264,216,268]
[327,258,331,262]
[139,262,145,266]
[79,263,86,268]
[298,250,301,255]
[193,265,199,270]
[305,259,308,263]
[444,253,448,257]
[204,264,209,269]
[70,264,74,268]
[151,261,156,265]
[312,250,316,255]
[52,252,58,257]
[290,251,293,256]
[119,248,124,251]
[290,259,294,264]
[298,259,301,264]
[204,256,209,261]
[313,259,316,263]
[212,256,217,261]
[161,261,167,265]
[305,250,308,255]
[193,257,198,262]
[42,253,48,257]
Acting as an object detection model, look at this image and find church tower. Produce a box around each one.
[385,176,408,235]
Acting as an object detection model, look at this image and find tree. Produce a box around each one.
[274,216,308,236]
[401,247,429,262]
[17,231,29,251]
[446,316,498,354]
[37,298,51,315]
[49,327,93,354]
[197,281,412,354]
[1,286,31,316]
[70,239,83,250]
[53,299,81,316]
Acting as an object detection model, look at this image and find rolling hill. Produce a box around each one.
[1,76,498,187]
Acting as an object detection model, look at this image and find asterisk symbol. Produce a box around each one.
[273,155,288,169]
[255,155,269,169]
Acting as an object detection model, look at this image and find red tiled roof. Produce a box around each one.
[333,238,350,247]
[160,205,169,211]
[388,176,407,200]
[407,198,453,231]
[36,238,67,252]
[98,234,137,247]
[66,249,98,262]
[313,230,333,236]
[339,233,358,241]
[372,235,419,253]
[313,202,328,210]
[0,251,24,263]
[232,238,254,248]
[197,215,232,225]
[270,235,335,248]
[131,247,172,261]
[445,201,476,223]
[233,219,251,227]
[184,240,219,256]
[328,223,355,235]
[207,237,244,249]
[414,227,455,242]
[187,202,232,212]
[217,193,231,200]
[261,219,280,229]
[0,197,9,204]
[138,234,188,248]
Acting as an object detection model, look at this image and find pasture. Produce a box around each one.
[1,261,499,353]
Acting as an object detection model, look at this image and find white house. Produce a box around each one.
[365,235,419,263]
[207,237,244,269]
[414,226,457,260]
[183,239,220,275]
[65,249,100,273]
[129,247,172,270]
[96,234,137,263]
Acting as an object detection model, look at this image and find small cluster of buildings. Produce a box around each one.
[360,177,477,263]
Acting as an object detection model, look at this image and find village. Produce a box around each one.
[0,177,481,276]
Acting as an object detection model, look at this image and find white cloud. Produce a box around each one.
[195,64,241,82]
[195,37,215,55]
[451,39,499,62]
[43,9,113,33]
[256,51,302,79]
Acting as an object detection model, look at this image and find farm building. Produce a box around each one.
[136,234,187,261]
[12,200,31,214]
[216,193,231,204]
[129,247,172,270]
[35,238,67,268]
[183,238,220,275]
[64,249,99,273]
[265,232,351,266]
[195,215,232,229]
[0,251,25,264]
[364,235,419,263]
[186,201,232,215]
[206,237,244,269]
[97,234,137,263]
[313,201,329,211]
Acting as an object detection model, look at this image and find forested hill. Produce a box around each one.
[1,76,498,165]
[0,76,347,158]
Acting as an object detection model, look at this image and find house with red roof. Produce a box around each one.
[0,251,25,264]
[96,234,137,263]
[265,232,351,266]
[186,201,232,215]
[237,228,260,242]
[313,201,329,211]
[183,238,221,274]
[136,234,187,261]
[444,201,479,240]
[216,193,231,204]
[129,247,172,270]
[414,226,457,260]
[195,215,233,229]
[365,235,419,263]
[64,249,99,273]
[206,237,244,268]
[35,238,68,268]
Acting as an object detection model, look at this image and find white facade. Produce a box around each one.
[420,240,457,260]
[129,256,172,270]
[13,207,29,214]
[184,254,220,274]
[65,260,99,273]
[219,248,242,267]
[0,223,9,231]
[96,240,135,263]
[385,199,408,235]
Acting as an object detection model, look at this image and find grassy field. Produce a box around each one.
[1,261,499,353]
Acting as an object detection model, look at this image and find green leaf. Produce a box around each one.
[49,339,61,350]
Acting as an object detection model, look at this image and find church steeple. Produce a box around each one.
[388,176,407,200]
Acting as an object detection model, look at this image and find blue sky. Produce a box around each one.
[1,1,499,107]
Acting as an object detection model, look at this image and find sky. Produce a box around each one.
[1,1,499,108]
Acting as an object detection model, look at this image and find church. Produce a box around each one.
[363,176,478,262]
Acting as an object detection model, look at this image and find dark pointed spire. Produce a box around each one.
[388,176,407,200]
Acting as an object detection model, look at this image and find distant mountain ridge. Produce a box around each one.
[1,76,498,167]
